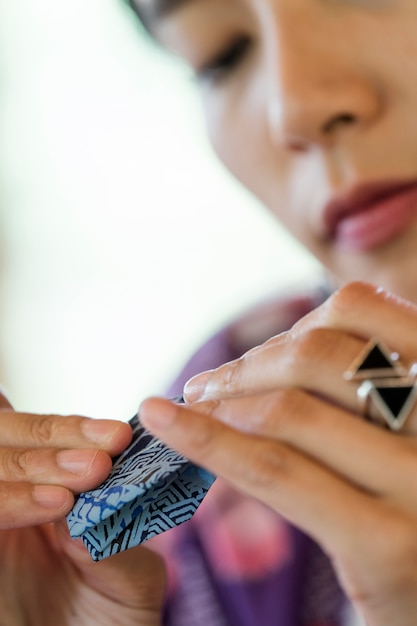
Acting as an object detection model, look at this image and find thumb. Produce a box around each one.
[55,520,167,610]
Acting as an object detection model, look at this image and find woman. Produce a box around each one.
[132,0,417,625]
[2,1,417,625]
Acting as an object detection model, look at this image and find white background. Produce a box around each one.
[0,0,320,420]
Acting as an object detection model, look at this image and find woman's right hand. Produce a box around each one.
[0,391,167,626]
[0,391,132,528]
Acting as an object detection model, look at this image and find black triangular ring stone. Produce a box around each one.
[357,345,395,373]
[374,385,414,419]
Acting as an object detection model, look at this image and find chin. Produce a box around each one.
[329,265,417,305]
[372,272,417,304]
[319,235,417,305]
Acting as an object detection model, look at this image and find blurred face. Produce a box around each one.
[136,0,417,301]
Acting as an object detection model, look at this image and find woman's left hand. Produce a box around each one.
[141,281,417,626]
[0,521,167,626]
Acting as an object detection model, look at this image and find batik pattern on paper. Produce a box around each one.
[66,413,215,561]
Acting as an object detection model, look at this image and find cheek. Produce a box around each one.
[203,91,255,184]
[203,89,292,219]
[204,94,318,251]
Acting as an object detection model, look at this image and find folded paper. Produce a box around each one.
[66,408,215,561]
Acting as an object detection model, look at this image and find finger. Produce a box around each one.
[184,281,417,404]
[0,482,74,529]
[139,398,382,555]
[0,412,132,455]
[0,447,113,493]
[194,391,417,509]
[294,281,417,364]
[185,327,364,408]
[141,397,417,626]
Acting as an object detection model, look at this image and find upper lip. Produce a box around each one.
[324,179,417,238]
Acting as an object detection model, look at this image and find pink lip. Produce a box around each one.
[324,181,417,251]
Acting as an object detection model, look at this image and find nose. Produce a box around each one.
[264,10,383,152]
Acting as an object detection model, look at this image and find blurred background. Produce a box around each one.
[0,0,320,420]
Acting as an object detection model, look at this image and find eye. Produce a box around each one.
[195,36,251,84]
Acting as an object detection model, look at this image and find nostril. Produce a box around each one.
[285,137,309,153]
[323,113,356,135]
[287,141,308,153]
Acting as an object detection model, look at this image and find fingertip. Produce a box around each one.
[82,448,113,488]
[110,420,133,454]
[139,397,178,432]
[33,485,74,513]
[183,371,212,403]
[82,419,133,454]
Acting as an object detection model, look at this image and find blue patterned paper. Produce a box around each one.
[67,411,215,561]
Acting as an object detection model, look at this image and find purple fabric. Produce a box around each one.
[152,287,346,626]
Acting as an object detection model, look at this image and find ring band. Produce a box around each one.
[345,339,417,432]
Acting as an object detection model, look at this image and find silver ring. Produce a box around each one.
[344,338,407,381]
[346,339,417,432]
[357,377,417,431]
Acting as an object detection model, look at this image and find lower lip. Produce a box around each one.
[334,186,417,251]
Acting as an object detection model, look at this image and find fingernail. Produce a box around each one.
[81,419,122,444]
[140,398,177,431]
[33,485,70,509]
[183,371,212,403]
[57,449,97,475]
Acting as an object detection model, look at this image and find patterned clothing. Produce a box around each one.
[150,287,347,626]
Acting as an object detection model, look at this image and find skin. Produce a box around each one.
[0,390,166,625]
[138,0,417,299]
[133,0,417,624]
[5,0,417,623]
[141,283,417,626]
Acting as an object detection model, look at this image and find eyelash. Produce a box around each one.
[196,36,251,84]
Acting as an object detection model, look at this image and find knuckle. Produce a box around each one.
[276,388,308,418]
[292,327,332,359]
[216,357,245,396]
[240,441,289,490]
[267,389,312,435]
[289,328,340,376]
[319,280,417,343]
[324,281,375,322]
[0,449,34,480]
[29,414,57,445]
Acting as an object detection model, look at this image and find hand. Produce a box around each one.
[140,281,417,626]
[0,391,166,625]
